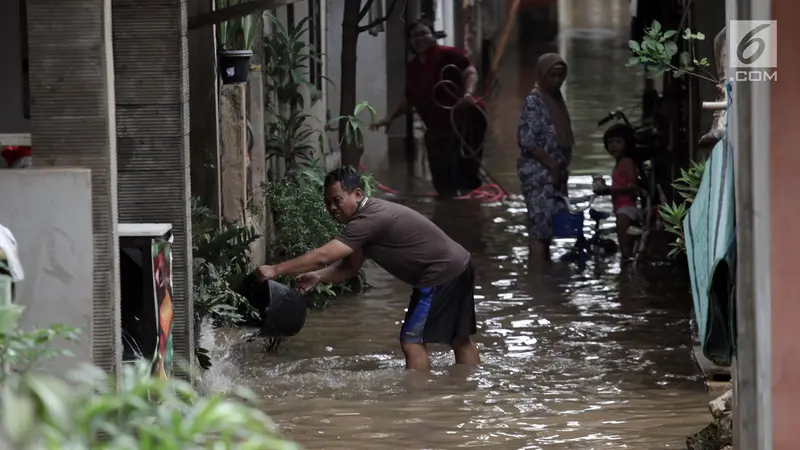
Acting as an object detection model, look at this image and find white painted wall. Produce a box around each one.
[0,169,94,372]
[435,0,457,47]
[325,0,389,173]
[0,0,29,133]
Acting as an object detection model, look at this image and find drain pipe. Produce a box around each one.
[729,0,773,447]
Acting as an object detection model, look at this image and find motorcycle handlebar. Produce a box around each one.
[597,109,632,127]
[597,113,615,126]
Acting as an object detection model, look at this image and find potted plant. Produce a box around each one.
[216,0,259,84]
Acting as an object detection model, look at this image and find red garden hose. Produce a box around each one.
[359,64,508,203]
[358,162,506,203]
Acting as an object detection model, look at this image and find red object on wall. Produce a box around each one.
[1,146,32,168]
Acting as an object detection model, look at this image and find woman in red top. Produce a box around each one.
[371,19,487,197]
[594,124,640,260]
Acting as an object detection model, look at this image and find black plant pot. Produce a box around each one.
[218,49,253,85]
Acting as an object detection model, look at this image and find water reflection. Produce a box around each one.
[202,12,711,450]
[431,199,487,254]
[203,174,710,448]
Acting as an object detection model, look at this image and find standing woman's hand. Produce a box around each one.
[458,93,477,107]
[548,164,564,186]
[370,117,392,132]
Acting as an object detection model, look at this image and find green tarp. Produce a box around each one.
[684,138,737,366]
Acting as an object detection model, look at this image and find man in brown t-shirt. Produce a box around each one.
[255,167,480,370]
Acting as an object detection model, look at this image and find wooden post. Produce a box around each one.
[247,67,268,264]
[219,84,248,226]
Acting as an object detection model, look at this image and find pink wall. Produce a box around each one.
[771,0,800,447]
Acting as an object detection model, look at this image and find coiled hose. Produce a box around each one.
[362,64,507,203]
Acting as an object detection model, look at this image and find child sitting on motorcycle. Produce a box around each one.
[593,124,640,261]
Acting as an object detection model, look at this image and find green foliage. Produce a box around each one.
[0,305,299,450]
[264,13,325,168]
[264,161,374,308]
[0,304,80,384]
[672,160,706,202]
[216,0,259,51]
[192,199,261,328]
[327,100,377,150]
[659,161,706,257]
[627,20,717,83]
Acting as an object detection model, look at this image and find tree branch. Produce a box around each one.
[356,0,401,33]
[188,0,301,31]
[357,0,376,22]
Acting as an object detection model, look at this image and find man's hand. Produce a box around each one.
[370,117,392,132]
[296,271,322,294]
[254,265,278,283]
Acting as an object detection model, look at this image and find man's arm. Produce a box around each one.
[387,96,410,121]
[315,249,365,284]
[274,239,354,278]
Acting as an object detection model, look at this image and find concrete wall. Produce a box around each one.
[267,1,330,174]
[26,0,122,376]
[111,0,194,376]
[0,0,29,133]
[385,1,411,170]
[434,0,456,47]
[0,169,94,372]
[767,2,797,448]
[325,0,389,173]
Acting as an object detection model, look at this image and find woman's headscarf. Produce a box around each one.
[533,53,574,148]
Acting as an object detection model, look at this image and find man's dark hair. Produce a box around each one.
[323,167,364,192]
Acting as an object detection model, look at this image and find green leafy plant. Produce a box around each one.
[627,20,717,83]
[263,13,325,168]
[660,161,706,257]
[193,262,255,327]
[216,0,259,51]
[0,304,80,384]
[192,199,261,328]
[327,100,377,150]
[0,305,299,450]
[191,200,262,369]
[264,160,375,308]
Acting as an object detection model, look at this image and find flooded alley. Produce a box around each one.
[201,7,714,450]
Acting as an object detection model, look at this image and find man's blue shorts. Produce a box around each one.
[399,261,477,344]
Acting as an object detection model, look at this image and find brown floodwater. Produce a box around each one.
[200,16,714,450]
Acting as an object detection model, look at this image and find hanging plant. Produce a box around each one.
[216,0,259,51]
[216,0,259,84]
[627,20,717,84]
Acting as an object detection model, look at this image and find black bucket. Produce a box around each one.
[238,276,307,337]
[218,50,253,85]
